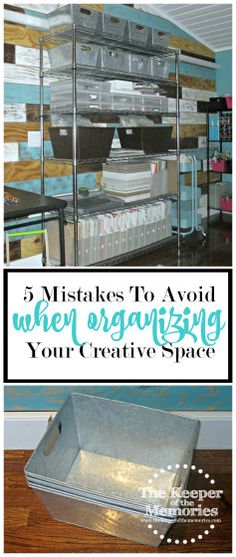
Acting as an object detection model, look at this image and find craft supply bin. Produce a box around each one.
[209,181,232,209]
[103,14,128,40]
[25,394,200,547]
[128,22,151,46]
[101,47,129,73]
[48,4,102,33]
[151,30,170,47]
[48,42,102,71]
[151,58,169,79]
[49,127,115,160]
[220,196,232,212]
[118,126,173,154]
[129,54,152,76]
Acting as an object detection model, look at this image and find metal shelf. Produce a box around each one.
[44,151,177,166]
[89,235,176,266]
[47,109,176,117]
[206,107,232,222]
[63,193,177,220]
[43,26,177,58]
[40,24,181,266]
[208,139,232,143]
[44,66,176,86]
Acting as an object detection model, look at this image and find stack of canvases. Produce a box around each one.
[25,393,200,547]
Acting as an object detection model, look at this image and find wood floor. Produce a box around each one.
[117,218,232,267]
[5,450,232,553]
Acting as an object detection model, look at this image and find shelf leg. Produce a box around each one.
[58,209,66,266]
[175,49,181,265]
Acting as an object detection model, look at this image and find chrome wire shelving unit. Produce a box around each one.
[40,22,181,266]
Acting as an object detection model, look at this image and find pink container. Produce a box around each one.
[212,160,232,173]
[226,96,232,109]
[220,196,232,212]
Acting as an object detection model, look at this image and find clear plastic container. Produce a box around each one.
[141,95,168,112]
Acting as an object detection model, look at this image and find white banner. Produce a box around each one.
[5,270,230,382]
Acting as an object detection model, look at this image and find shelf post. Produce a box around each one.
[175,49,181,263]
[40,36,44,196]
[72,23,79,266]
[206,108,210,224]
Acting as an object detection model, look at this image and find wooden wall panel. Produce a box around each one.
[4,22,42,48]
[4,103,26,122]
[172,124,206,138]
[169,35,215,60]
[26,104,50,122]
[185,171,220,186]
[4,9,218,203]
[182,88,215,101]
[169,73,215,91]
[5,160,72,182]
[4,384,232,411]
[4,160,102,182]
[4,122,50,142]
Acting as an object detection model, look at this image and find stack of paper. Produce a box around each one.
[102,163,152,203]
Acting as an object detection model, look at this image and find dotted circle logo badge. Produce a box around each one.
[143,462,220,546]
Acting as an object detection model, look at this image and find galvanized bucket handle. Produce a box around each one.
[43,420,63,456]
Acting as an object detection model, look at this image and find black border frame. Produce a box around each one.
[4,268,232,384]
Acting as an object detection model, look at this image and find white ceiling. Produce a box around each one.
[136,4,232,52]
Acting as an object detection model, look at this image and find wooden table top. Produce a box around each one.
[4,449,231,553]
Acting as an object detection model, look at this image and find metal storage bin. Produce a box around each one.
[49,127,115,160]
[103,14,128,40]
[151,58,169,79]
[25,394,200,547]
[48,42,102,71]
[101,47,129,74]
[128,22,151,46]
[129,54,152,77]
[151,30,171,48]
[48,4,102,33]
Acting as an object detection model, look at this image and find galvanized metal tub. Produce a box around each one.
[25,394,200,547]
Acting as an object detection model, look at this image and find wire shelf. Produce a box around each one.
[44,150,178,166]
[47,109,177,117]
[43,26,177,59]
[90,235,177,266]
[40,23,181,266]
[61,192,177,220]
[43,65,177,86]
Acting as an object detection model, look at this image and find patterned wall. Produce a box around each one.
[4,385,232,412]
[4,3,220,196]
